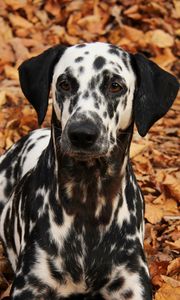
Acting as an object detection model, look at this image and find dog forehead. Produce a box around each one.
[53,42,133,84]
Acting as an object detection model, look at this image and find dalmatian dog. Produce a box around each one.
[0,42,179,300]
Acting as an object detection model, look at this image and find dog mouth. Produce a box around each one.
[64,150,108,161]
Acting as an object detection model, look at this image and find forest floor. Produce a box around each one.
[0,1,179,299]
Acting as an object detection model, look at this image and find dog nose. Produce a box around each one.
[68,122,99,149]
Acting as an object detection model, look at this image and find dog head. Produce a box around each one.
[19,43,179,160]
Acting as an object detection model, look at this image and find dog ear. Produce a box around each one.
[18,45,67,124]
[132,53,179,137]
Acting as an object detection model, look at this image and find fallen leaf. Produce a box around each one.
[155,282,180,300]
[165,239,180,251]
[161,275,180,287]
[145,203,164,224]
[167,258,180,276]
[122,25,145,44]
[9,13,33,29]
[147,29,174,48]
[0,91,6,107]
[149,260,169,287]
[163,174,180,201]
[152,48,176,69]
[4,66,18,81]
[130,142,149,158]
[0,41,14,66]
[5,0,27,10]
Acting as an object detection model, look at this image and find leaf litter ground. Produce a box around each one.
[0,1,179,299]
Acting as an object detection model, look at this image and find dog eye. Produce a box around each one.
[57,80,71,92]
[109,82,122,93]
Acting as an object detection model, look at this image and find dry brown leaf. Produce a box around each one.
[152,48,176,69]
[122,25,145,44]
[145,203,164,224]
[0,283,11,298]
[0,132,6,151]
[4,66,18,81]
[0,41,14,66]
[161,275,180,287]
[155,282,180,300]
[130,142,149,158]
[173,0,180,18]
[5,0,27,10]
[110,5,123,26]
[9,13,32,29]
[78,15,105,35]
[10,38,30,64]
[124,4,139,15]
[149,260,169,287]
[0,17,13,42]
[163,174,180,201]
[0,91,6,107]
[65,0,83,13]
[147,29,174,48]
[44,0,62,19]
[165,239,180,251]
[167,258,180,276]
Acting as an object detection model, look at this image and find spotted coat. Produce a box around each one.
[0,42,179,300]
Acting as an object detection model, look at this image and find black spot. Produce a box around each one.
[92,91,98,101]
[30,194,43,222]
[5,167,12,179]
[75,56,84,63]
[135,188,143,230]
[21,242,36,275]
[61,229,83,283]
[115,113,119,125]
[0,202,4,214]
[69,95,79,113]
[108,47,120,57]
[107,103,114,119]
[84,51,89,55]
[114,67,120,74]
[93,56,106,70]
[103,111,107,118]
[79,66,84,73]
[122,52,129,70]
[13,275,25,289]
[37,134,49,141]
[49,191,63,226]
[89,77,96,89]
[107,277,125,292]
[76,43,86,48]
[83,90,89,98]
[110,133,115,143]
[48,259,65,283]
[4,182,13,198]
[125,173,135,211]
[27,143,35,152]
[123,215,137,235]
[27,275,45,289]
[122,290,134,299]
[122,95,128,109]
[13,290,34,300]
[96,74,100,83]
[117,64,122,71]
[94,102,100,109]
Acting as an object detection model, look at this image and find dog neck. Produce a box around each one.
[50,111,133,227]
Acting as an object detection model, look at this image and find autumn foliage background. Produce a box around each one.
[0,0,179,299]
